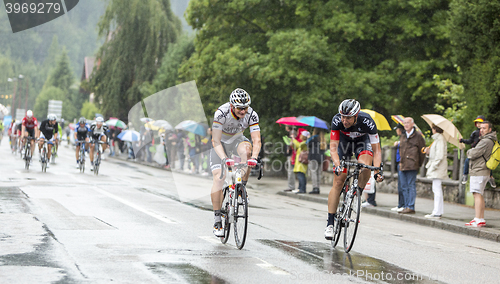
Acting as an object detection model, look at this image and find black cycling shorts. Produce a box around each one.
[210,136,251,172]
[337,134,373,160]
[26,128,35,137]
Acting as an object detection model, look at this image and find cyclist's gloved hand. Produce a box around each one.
[223,157,234,167]
[374,173,384,182]
[334,165,343,176]
[247,158,258,167]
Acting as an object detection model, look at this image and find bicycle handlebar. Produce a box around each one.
[218,160,264,180]
[340,159,384,175]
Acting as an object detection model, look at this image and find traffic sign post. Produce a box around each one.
[48,100,63,121]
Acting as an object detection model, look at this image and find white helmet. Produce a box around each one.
[26,110,33,118]
[48,114,57,121]
[96,117,104,123]
[229,88,251,108]
[338,99,361,117]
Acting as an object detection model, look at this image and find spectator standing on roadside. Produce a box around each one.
[465,121,497,227]
[398,117,426,214]
[307,128,325,194]
[176,129,186,170]
[460,115,496,188]
[292,129,309,194]
[283,126,296,192]
[391,124,405,212]
[424,124,449,219]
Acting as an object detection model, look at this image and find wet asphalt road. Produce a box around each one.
[1,139,499,284]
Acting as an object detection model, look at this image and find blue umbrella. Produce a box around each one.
[297,116,329,130]
[117,130,140,141]
[175,120,206,136]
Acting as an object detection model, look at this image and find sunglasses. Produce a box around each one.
[236,106,248,111]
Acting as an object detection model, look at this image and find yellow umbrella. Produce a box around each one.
[144,121,160,131]
[361,109,391,131]
[421,114,465,149]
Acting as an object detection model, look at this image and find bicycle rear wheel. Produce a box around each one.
[343,186,361,253]
[233,185,248,249]
[220,187,231,244]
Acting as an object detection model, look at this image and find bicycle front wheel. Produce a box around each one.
[233,185,248,250]
[41,148,47,172]
[220,187,231,244]
[94,152,100,175]
[24,145,31,170]
[343,186,361,253]
[332,187,347,249]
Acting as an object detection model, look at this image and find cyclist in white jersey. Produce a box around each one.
[211,88,261,237]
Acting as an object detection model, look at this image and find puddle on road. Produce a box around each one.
[259,240,443,283]
[146,263,227,284]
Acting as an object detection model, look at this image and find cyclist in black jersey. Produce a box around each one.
[324,99,384,240]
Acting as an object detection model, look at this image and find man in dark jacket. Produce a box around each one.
[398,117,426,214]
[465,121,497,227]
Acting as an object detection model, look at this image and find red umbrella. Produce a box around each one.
[276,117,309,126]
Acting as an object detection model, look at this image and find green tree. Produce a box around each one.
[181,0,455,139]
[44,49,74,92]
[449,0,500,134]
[33,86,77,120]
[80,101,101,119]
[90,0,182,120]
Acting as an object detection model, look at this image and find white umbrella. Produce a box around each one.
[153,120,173,131]
[117,130,141,142]
[0,104,8,115]
[421,114,465,149]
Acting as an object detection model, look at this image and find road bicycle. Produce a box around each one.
[219,159,263,249]
[22,137,35,170]
[76,140,87,173]
[39,139,54,172]
[332,157,383,253]
[91,139,106,175]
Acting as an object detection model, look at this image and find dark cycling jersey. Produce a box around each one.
[39,120,58,140]
[330,111,380,159]
[75,123,90,140]
[330,111,379,144]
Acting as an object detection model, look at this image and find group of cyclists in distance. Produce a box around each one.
[8,110,61,164]
[209,88,384,240]
[6,110,109,171]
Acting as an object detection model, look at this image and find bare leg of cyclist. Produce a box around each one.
[356,154,374,190]
[210,168,225,210]
[89,144,95,165]
[101,136,108,152]
[211,168,225,236]
[47,143,52,161]
[328,173,347,214]
[236,142,252,184]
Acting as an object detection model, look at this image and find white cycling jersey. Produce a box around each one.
[212,102,260,143]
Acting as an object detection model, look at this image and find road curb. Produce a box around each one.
[277,191,500,243]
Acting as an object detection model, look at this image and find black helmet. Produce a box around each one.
[338,99,361,117]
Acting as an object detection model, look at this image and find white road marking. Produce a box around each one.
[198,236,226,245]
[254,257,290,275]
[93,188,177,224]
